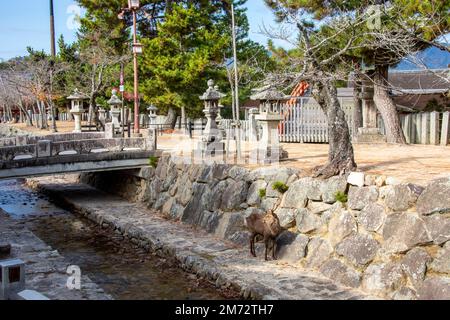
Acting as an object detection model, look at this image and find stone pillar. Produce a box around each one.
[248,108,259,142]
[71,112,83,133]
[355,77,386,143]
[110,108,121,127]
[98,108,107,124]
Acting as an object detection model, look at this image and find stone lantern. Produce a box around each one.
[250,86,288,161]
[107,89,122,128]
[67,89,88,133]
[147,105,158,126]
[198,80,226,157]
[355,75,386,143]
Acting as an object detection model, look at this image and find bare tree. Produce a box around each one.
[261,10,369,177]
[76,30,130,130]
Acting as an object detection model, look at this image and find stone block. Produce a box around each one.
[305,238,333,269]
[274,208,297,229]
[400,247,432,286]
[276,232,309,262]
[347,172,365,187]
[417,177,450,215]
[336,234,380,266]
[382,213,431,254]
[348,186,379,210]
[424,215,450,245]
[247,180,267,206]
[320,176,348,204]
[320,259,361,288]
[357,203,386,233]
[296,209,322,234]
[384,184,421,211]
[328,210,357,246]
[430,242,450,274]
[362,262,405,296]
[417,277,450,300]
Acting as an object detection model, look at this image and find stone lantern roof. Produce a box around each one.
[199,80,226,101]
[250,85,287,101]
[107,89,122,107]
[147,105,158,112]
[67,88,88,101]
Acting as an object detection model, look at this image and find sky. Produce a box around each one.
[0,0,289,62]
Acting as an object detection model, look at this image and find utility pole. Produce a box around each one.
[49,0,56,57]
[49,0,57,132]
[231,4,242,160]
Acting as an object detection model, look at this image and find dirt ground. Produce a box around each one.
[8,121,450,186]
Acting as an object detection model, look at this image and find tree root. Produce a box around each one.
[313,159,357,179]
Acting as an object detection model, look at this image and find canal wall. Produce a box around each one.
[80,154,450,300]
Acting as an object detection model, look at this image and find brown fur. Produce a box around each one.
[245,210,283,261]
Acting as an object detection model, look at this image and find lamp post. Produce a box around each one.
[119,0,143,137]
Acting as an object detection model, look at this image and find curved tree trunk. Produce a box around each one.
[373,65,406,144]
[313,81,357,178]
[164,107,178,129]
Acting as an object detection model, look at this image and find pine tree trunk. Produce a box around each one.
[313,81,357,178]
[164,107,178,129]
[373,65,406,144]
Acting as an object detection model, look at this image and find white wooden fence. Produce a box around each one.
[379,111,450,146]
[279,97,354,143]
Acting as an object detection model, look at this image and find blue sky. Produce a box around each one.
[0,0,287,61]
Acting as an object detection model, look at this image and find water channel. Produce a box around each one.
[0,179,232,300]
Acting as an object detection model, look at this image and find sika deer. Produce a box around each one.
[245,210,283,261]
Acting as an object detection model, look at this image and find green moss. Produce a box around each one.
[258,188,266,199]
[148,156,159,168]
[272,181,289,194]
[335,191,348,203]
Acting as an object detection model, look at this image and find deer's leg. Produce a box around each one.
[250,234,257,257]
[272,238,277,260]
[264,237,269,261]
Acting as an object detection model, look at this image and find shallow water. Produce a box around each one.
[0,179,231,300]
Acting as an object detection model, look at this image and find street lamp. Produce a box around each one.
[119,0,142,136]
[128,0,140,9]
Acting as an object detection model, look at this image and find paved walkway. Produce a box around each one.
[0,209,111,300]
[29,176,374,300]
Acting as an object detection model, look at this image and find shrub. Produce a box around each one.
[335,191,348,203]
[258,188,266,199]
[272,181,289,194]
[149,156,159,168]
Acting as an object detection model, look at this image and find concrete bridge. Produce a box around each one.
[0,132,158,180]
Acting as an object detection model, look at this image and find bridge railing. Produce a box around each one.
[0,137,153,162]
[0,133,105,147]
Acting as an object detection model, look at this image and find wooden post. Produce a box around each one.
[430,111,440,145]
[415,113,422,144]
[441,111,450,146]
[421,112,430,145]
[403,114,411,144]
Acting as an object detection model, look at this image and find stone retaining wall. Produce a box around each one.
[81,154,450,300]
